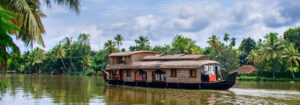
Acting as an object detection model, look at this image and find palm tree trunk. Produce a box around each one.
[60,57,68,72]
[291,63,295,79]
[272,60,275,79]
[2,46,7,78]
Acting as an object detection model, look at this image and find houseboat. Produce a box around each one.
[104,51,237,90]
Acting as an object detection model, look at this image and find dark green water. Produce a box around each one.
[0,74,299,105]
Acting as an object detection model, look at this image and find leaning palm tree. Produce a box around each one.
[114,34,124,49]
[283,44,300,79]
[135,36,150,50]
[261,33,286,79]
[60,37,74,72]
[0,0,80,47]
[54,44,69,72]
[0,6,20,77]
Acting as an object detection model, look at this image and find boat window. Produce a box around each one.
[154,70,166,81]
[135,70,147,81]
[189,69,197,78]
[126,70,131,77]
[118,56,125,64]
[170,69,177,77]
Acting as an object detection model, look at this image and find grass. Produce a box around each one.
[237,76,300,82]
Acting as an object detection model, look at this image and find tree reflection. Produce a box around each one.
[2,74,106,104]
[103,85,237,105]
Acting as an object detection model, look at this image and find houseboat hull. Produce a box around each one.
[106,72,238,90]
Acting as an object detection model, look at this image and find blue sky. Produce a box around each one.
[15,0,300,52]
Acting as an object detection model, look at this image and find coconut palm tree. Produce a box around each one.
[135,36,150,50]
[207,35,220,48]
[246,50,260,66]
[114,34,124,49]
[30,48,44,73]
[224,33,230,45]
[60,37,74,72]
[0,0,80,47]
[283,44,300,79]
[0,6,20,76]
[230,37,236,47]
[54,44,69,72]
[261,33,286,79]
[104,40,117,54]
[207,35,220,59]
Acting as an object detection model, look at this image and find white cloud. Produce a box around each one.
[15,0,300,53]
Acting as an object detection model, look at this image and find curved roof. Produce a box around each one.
[233,65,257,73]
[106,60,219,70]
[109,51,157,57]
[142,54,206,61]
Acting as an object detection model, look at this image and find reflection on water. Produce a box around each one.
[0,74,299,105]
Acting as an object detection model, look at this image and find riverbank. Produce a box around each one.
[237,76,300,82]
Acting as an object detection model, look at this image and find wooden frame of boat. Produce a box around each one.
[104,51,238,90]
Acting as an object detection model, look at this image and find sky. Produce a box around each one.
[15,0,300,52]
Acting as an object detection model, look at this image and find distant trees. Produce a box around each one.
[114,34,124,49]
[135,36,151,50]
[239,37,257,65]
[104,40,118,54]
[5,27,300,79]
[0,6,20,76]
[171,35,201,54]
[207,34,240,71]
[283,44,300,79]
[284,27,300,52]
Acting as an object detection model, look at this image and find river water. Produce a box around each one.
[0,74,299,105]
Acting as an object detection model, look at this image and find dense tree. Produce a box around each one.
[284,27,300,52]
[0,0,80,47]
[260,33,286,78]
[0,6,20,76]
[239,37,257,53]
[283,44,300,79]
[152,45,172,54]
[171,35,201,54]
[239,37,257,65]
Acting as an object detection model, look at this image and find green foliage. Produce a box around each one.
[135,36,151,50]
[152,45,172,54]
[207,44,240,71]
[238,76,300,82]
[284,27,300,52]
[239,37,257,53]
[0,6,20,63]
[104,40,119,54]
[114,34,124,49]
[0,0,80,47]
[171,35,201,54]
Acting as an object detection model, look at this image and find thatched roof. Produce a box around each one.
[142,54,206,61]
[106,60,219,70]
[109,51,157,57]
[233,65,257,73]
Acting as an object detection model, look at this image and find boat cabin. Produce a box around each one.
[105,51,224,88]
